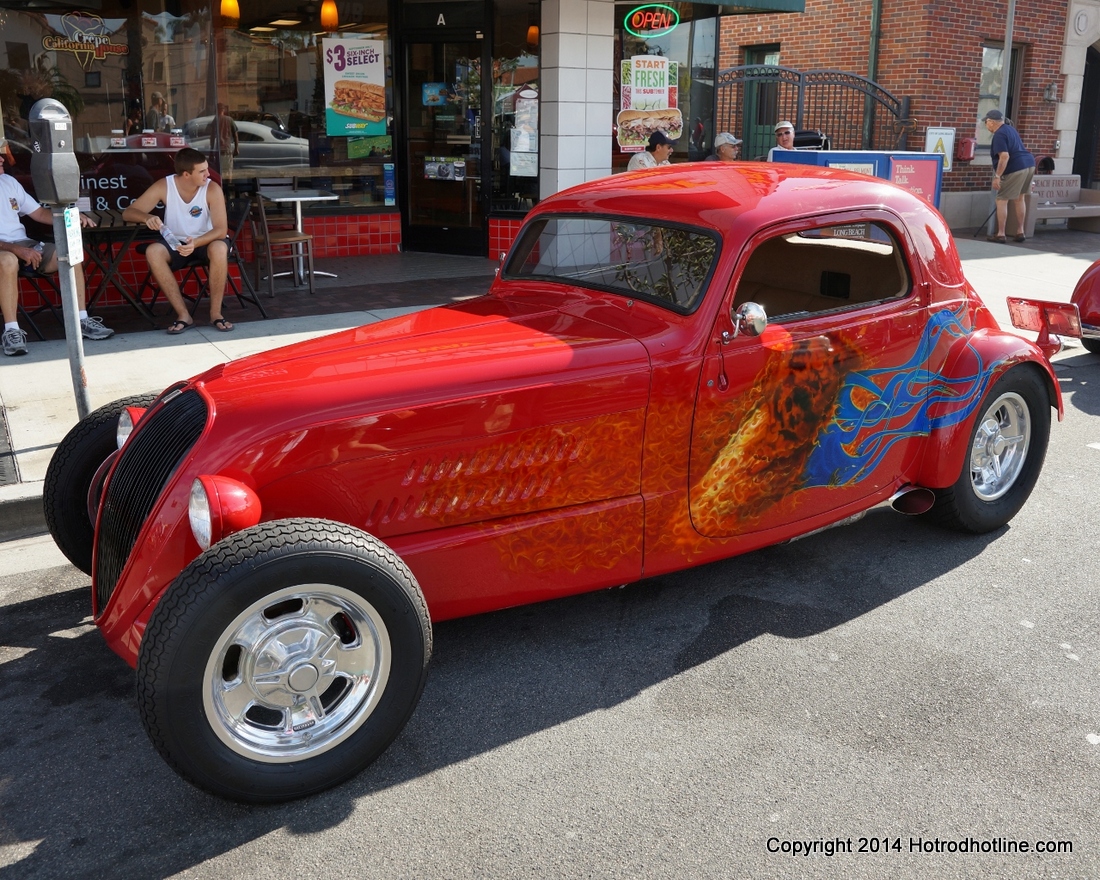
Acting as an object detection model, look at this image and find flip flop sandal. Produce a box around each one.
[211,317,234,332]
[167,320,193,335]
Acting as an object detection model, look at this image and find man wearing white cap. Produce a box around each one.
[705,132,742,162]
[773,121,795,151]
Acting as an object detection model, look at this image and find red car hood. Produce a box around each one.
[184,294,654,483]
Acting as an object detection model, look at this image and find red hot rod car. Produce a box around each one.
[45,164,1062,802]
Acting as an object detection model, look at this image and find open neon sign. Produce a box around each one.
[624,4,679,39]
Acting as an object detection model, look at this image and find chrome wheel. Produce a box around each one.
[203,584,391,763]
[969,391,1031,502]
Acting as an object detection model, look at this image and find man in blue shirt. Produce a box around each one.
[983,109,1035,242]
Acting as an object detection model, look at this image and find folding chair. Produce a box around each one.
[136,198,268,319]
[178,197,269,318]
[17,265,64,341]
[251,193,315,297]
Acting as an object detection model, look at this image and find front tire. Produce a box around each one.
[43,393,158,573]
[928,366,1051,533]
[1082,338,1100,355]
[136,519,431,803]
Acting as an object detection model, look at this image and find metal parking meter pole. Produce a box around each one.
[29,98,90,419]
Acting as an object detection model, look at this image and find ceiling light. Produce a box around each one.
[220,0,239,26]
[249,25,276,32]
[321,0,339,31]
[269,18,301,26]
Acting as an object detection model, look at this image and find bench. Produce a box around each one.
[1010,174,1100,238]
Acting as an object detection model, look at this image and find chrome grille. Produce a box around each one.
[94,388,209,614]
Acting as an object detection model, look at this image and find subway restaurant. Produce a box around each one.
[0,0,800,259]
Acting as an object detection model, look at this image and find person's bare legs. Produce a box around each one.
[994,198,1008,239]
[1012,194,1027,239]
[37,249,89,307]
[0,251,20,325]
[145,242,192,325]
[206,239,231,329]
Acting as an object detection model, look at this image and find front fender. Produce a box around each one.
[915,330,1062,489]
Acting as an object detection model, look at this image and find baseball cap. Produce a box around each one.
[648,130,676,149]
[982,109,1004,121]
[714,132,742,148]
[774,120,794,133]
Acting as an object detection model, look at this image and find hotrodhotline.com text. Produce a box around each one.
[766,837,1073,857]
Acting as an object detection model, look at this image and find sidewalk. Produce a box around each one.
[1,233,1097,541]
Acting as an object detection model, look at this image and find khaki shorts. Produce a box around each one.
[997,166,1034,201]
[11,240,57,272]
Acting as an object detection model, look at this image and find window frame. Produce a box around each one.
[502,212,722,315]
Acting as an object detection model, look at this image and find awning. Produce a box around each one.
[690,1,805,11]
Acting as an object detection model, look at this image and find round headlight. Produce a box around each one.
[189,478,213,550]
[117,410,134,448]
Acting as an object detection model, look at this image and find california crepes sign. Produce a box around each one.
[617,55,682,152]
[42,13,128,69]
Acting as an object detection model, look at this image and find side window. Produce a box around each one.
[733,221,911,319]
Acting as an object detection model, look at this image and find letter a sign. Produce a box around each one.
[437,13,446,25]
[924,126,955,172]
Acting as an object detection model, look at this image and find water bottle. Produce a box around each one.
[160,227,184,251]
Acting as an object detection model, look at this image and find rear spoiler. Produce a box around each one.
[1006,298,1084,360]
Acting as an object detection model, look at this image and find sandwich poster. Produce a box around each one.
[322,38,387,136]
[617,55,682,152]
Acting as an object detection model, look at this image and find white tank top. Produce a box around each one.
[164,175,213,241]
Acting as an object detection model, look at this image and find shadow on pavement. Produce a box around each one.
[0,509,1002,878]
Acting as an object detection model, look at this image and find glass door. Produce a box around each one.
[402,39,487,254]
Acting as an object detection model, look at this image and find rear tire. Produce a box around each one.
[43,393,158,573]
[927,366,1050,534]
[137,518,431,803]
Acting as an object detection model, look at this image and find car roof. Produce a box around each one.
[529,161,960,284]
[534,161,943,236]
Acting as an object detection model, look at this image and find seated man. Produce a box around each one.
[123,147,233,334]
[0,142,113,357]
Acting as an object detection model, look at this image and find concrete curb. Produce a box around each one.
[0,481,47,542]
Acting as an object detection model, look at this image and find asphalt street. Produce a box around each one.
[1,349,1097,879]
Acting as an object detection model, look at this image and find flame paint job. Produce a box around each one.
[91,163,1062,666]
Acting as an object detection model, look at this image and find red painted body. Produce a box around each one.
[92,164,1062,665]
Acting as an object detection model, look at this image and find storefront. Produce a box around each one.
[0,0,798,258]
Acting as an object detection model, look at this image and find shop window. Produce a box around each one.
[977,43,1024,147]
[492,0,541,213]
[613,3,719,169]
[0,1,394,213]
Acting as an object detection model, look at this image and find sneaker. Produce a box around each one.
[80,316,115,340]
[2,327,28,357]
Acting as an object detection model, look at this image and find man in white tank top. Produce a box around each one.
[123,147,232,333]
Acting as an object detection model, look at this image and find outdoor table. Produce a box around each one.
[82,210,159,326]
[258,188,338,284]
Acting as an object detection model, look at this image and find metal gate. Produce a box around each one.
[715,65,912,161]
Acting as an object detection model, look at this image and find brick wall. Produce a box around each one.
[718,0,1065,192]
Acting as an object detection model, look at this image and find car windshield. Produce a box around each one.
[504,215,719,313]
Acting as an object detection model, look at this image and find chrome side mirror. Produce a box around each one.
[729,301,767,339]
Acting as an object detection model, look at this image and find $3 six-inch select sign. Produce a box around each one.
[624,4,680,39]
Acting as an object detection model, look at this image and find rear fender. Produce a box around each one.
[915,331,1061,489]
[1071,259,1100,327]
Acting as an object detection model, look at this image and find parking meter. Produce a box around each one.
[28,98,91,418]
[29,98,81,205]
